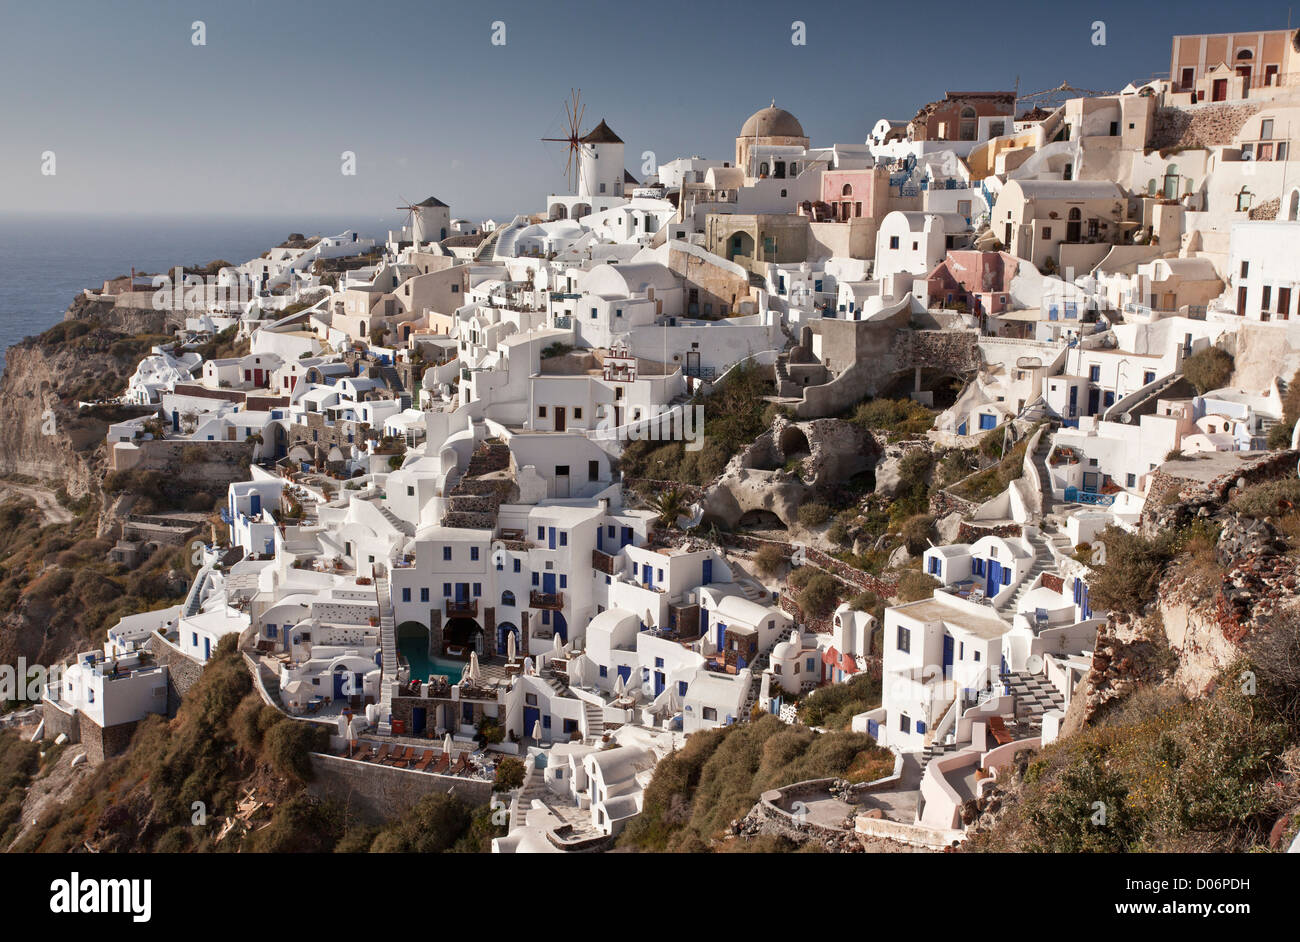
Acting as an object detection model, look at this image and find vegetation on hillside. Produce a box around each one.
[618,715,892,852]
[7,634,497,853]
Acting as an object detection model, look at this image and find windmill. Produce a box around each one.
[541,88,587,194]
[395,196,423,243]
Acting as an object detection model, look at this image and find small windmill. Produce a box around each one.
[396,196,423,243]
[541,88,586,194]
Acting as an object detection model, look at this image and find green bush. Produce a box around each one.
[753,543,785,576]
[370,792,472,853]
[262,718,325,783]
[895,570,939,602]
[1182,346,1234,394]
[797,501,831,527]
[797,573,840,618]
[494,757,525,791]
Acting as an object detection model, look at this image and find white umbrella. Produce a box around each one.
[613,674,625,697]
[531,720,543,741]
[552,632,564,656]
[523,656,535,675]
[467,650,481,685]
[443,733,454,757]
[570,655,585,688]
[506,631,517,662]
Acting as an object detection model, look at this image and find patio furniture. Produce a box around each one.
[358,743,378,762]
[373,744,392,764]
[987,715,1014,747]
[431,753,450,774]
[414,749,434,772]
[392,746,416,768]
[450,754,469,775]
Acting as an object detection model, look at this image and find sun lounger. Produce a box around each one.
[358,743,377,762]
[450,754,469,775]
[414,749,434,772]
[987,715,1014,747]
[430,753,450,774]
[393,746,416,768]
[373,744,392,764]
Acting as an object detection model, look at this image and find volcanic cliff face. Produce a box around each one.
[0,296,179,496]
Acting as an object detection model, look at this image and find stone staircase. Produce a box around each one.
[375,575,397,735]
[583,701,604,742]
[375,361,404,394]
[919,739,961,775]
[997,530,1054,616]
[377,502,415,537]
[741,649,772,718]
[1031,431,1056,512]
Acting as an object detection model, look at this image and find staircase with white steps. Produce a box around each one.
[374,574,397,735]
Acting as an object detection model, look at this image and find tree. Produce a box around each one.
[647,487,689,528]
[494,757,525,791]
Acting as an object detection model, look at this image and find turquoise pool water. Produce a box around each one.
[398,637,463,684]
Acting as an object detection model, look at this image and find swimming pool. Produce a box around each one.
[398,637,464,684]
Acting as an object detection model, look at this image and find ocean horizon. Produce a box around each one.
[0,211,425,374]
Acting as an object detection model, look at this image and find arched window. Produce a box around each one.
[501,590,516,606]
[758,161,770,177]
[841,183,853,196]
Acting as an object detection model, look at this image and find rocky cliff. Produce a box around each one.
[0,295,179,496]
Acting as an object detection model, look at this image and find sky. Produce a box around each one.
[0,0,1295,222]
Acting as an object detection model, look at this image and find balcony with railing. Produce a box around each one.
[445,597,479,618]
[530,590,564,610]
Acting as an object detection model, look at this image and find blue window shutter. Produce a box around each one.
[917,720,927,734]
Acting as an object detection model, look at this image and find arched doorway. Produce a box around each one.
[959,106,977,141]
[1288,188,1300,221]
[1066,208,1082,243]
[549,203,567,220]
[728,231,755,261]
[444,616,484,656]
[496,621,519,656]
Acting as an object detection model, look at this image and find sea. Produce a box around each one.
[0,212,409,374]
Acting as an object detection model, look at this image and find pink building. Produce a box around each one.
[817,168,890,223]
[926,250,1019,315]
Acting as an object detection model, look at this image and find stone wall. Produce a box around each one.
[78,715,139,764]
[1149,104,1260,152]
[721,532,898,598]
[147,630,204,716]
[305,752,492,826]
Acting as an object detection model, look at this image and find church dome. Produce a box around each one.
[740,104,805,139]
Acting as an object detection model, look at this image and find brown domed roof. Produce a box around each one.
[740,103,805,139]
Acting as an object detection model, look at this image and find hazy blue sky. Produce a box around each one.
[1,0,1292,221]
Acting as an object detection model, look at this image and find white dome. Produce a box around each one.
[772,640,798,661]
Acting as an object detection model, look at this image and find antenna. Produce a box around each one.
[541,88,586,193]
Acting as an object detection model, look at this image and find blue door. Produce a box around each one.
[455,582,468,602]
[523,706,540,736]
[616,665,631,686]
[978,413,997,431]
[553,611,567,642]
[642,564,653,589]
[942,635,954,680]
[702,558,713,584]
[412,707,427,734]
[620,527,633,547]
[1087,387,1100,414]
[716,622,727,652]
[986,560,1002,597]
[548,527,556,550]
[203,636,211,660]
[597,527,604,551]
[250,494,261,515]
[542,572,556,594]
[333,670,346,699]
[1068,386,1078,418]
[654,671,665,695]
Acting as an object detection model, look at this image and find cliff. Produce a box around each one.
[0,295,181,496]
